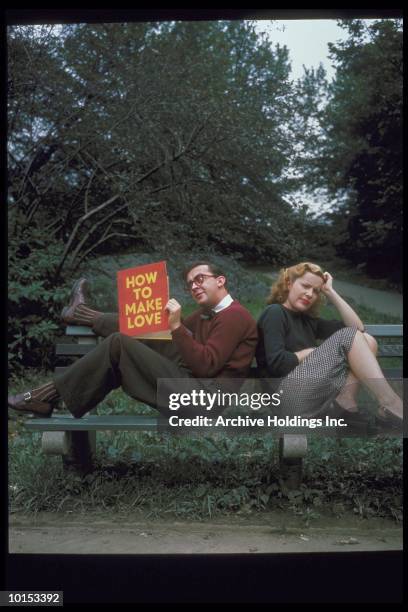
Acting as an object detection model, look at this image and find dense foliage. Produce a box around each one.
[8,219,70,373]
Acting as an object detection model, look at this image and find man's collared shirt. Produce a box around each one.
[212,293,234,314]
[199,294,234,320]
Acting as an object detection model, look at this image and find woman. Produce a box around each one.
[256,262,402,427]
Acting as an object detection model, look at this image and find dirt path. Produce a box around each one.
[251,267,402,319]
[9,511,402,554]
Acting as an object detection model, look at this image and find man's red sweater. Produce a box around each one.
[171,300,258,378]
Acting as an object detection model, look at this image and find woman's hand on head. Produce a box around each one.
[321,271,333,295]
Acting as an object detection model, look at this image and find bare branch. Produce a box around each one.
[69,200,129,266]
[182,113,213,154]
[56,193,121,276]
[83,167,96,214]
[26,198,41,224]
[73,232,135,272]
[133,110,172,163]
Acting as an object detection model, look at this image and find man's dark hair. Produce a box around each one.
[183,261,227,285]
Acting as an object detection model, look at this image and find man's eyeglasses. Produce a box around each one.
[186,273,217,291]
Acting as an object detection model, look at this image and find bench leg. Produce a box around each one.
[41,430,96,474]
[62,431,96,474]
[279,435,308,490]
[42,431,71,456]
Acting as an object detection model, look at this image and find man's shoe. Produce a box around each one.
[8,391,54,418]
[61,278,90,324]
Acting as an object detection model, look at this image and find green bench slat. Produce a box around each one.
[56,344,96,356]
[365,324,403,337]
[56,345,402,360]
[382,367,403,378]
[62,325,403,340]
[25,415,159,431]
[54,366,70,375]
[378,344,403,357]
[65,326,97,336]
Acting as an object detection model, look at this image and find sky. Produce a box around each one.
[254,19,370,82]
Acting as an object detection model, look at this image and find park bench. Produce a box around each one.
[25,323,403,489]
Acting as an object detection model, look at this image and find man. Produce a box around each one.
[8,261,258,418]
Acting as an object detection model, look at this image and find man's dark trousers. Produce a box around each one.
[54,314,192,417]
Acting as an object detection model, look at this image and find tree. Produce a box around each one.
[294,19,402,285]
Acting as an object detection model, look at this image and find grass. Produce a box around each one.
[8,255,403,521]
[77,251,272,312]
[318,255,402,294]
[8,423,403,522]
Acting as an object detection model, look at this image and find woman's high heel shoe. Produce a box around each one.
[374,407,402,432]
[382,407,403,423]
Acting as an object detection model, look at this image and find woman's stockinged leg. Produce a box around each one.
[346,330,402,419]
[335,332,378,413]
[335,371,359,412]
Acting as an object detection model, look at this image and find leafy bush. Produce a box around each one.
[8,220,71,377]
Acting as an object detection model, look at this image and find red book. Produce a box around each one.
[117,261,171,339]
